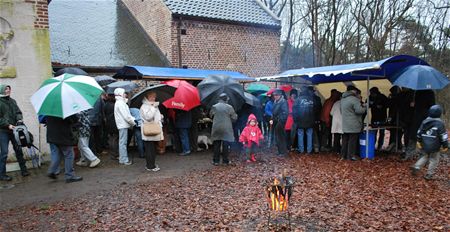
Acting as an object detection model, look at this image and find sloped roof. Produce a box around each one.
[164,0,280,27]
[49,0,167,67]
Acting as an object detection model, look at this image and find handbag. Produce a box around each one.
[143,121,162,136]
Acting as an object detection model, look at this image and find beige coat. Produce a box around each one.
[140,98,164,141]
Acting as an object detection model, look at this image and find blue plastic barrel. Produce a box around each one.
[359,131,375,159]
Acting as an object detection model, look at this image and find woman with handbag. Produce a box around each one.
[140,91,163,172]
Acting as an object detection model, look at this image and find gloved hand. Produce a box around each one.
[416,142,422,149]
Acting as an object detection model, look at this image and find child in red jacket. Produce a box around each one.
[239,114,264,162]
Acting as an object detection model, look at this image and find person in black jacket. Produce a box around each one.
[270,89,289,156]
[410,105,448,180]
[292,87,315,154]
[46,115,83,183]
[308,86,322,152]
[368,87,388,150]
[175,109,192,156]
[403,90,435,160]
[0,85,29,181]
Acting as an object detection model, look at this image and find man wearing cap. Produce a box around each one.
[210,93,237,165]
[0,84,29,181]
[271,89,289,156]
[340,85,366,160]
[114,88,135,165]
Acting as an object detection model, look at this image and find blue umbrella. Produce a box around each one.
[390,65,449,90]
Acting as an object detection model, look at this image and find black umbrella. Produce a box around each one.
[95,75,116,87]
[243,92,261,107]
[105,81,139,94]
[54,67,88,76]
[130,84,176,108]
[197,75,245,110]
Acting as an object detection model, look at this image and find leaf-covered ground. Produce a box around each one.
[1,152,449,231]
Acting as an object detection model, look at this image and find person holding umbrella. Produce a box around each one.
[0,85,29,181]
[210,93,237,165]
[30,73,104,182]
[140,91,163,172]
[113,88,135,165]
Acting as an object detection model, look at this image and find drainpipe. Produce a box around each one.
[177,17,183,68]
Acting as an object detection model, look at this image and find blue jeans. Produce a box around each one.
[133,127,144,157]
[178,128,190,153]
[0,130,27,176]
[118,128,129,163]
[48,143,75,180]
[297,128,313,153]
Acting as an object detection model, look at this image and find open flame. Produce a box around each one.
[266,176,293,211]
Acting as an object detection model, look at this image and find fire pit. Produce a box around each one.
[265,170,295,230]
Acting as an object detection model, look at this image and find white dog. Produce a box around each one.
[197,132,212,150]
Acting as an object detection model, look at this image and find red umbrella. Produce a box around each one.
[279,85,293,93]
[162,80,201,111]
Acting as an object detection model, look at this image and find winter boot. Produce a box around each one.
[250,154,256,162]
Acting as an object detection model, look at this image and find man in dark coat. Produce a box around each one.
[292,87,315,154]
[0,85,29,181]
[88,97,104,155]
[46,115,83,183]
[189,106,201,152]
[368,87,388,150]
[271,89,289,156]
[175,109,192,156]
[403,90,435,160]
[309,86,322,152]
[210,93,237,165]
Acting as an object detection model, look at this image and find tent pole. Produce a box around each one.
[366,76,370,159]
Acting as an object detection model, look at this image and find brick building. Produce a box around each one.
[120,0,281,77]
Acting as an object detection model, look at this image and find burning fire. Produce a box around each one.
[266,176,293,212]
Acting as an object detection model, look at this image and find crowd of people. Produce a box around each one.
[0,82,448,183]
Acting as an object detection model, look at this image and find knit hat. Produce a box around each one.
[114,88,125,97]
[290,89,298,97]
[272,89,283,96]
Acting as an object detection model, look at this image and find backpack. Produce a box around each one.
[13,125,34,148]
[418,120,442,153]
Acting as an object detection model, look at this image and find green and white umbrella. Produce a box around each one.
[30,73,103,119]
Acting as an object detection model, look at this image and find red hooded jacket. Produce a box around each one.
[239,114,264,147]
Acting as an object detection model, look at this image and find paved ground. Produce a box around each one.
[0,149,213,211]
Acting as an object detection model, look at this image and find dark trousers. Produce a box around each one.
[0,131,27,176]
[143,141,157,169]
[213,140,229,164]
[341,133,359,159]
[313,123,321,152]
[274,121,287,155]
[89,125,103,154]
[189,122,199,152]
[333,133,342,153]
[388,128,403,149]
[321,122,332,148]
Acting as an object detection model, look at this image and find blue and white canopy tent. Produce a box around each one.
[256,54,445,158]
[114,65,255,82]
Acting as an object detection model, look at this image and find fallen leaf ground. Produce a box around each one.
[1,152,449,231]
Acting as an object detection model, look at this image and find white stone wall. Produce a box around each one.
[0,0,52,167]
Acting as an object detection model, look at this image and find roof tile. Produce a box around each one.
[163,0,280,27]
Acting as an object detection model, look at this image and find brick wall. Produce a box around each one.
[120,0,173,61]
[24,0,49,29]
[172,19,280,77]
[121,0,281,77]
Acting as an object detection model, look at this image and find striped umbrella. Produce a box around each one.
[30,73,103,119]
